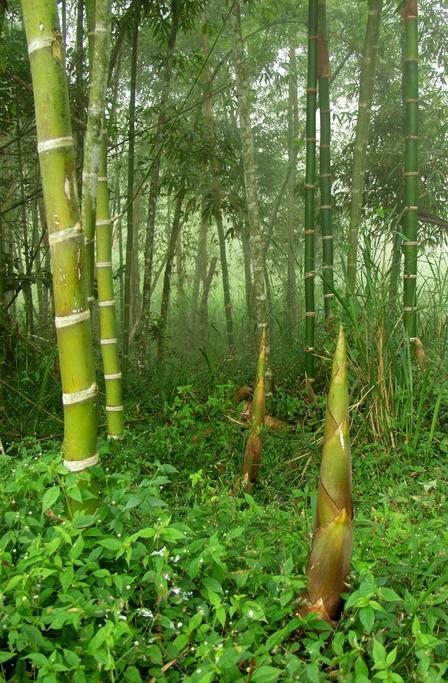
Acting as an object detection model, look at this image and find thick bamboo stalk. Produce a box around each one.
[302,326,352,624]
[81,0,112,305]
[346,0,382,294]
[318,0,334,322]
[21,0,98,489]
[304,0,318,394]
[243,328,266,489]
[96,132,124,439]
[402,0,418,344]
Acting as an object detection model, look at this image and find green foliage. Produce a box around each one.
[1,382,448,680]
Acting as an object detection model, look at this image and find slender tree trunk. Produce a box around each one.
[21,0,98,501]
[346,0,382,294]
[96,130,124,439]
[203,37,235,356]
[81,0,112,305]
[157,182,186,361]
[16,110,34,337]
[402,0,419,345]
[176,228,186,321]
[304,0,318,396]
[318,0,335,321]
[286,30,299,339]
[191,200,208,334]
[122,12,138,380]
[240,218,254,339]
[231,2,268,372]
[199,256,217,345]
[140,0,180,341]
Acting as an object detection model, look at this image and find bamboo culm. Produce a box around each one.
[403,0,419,344]
[81,0,112,305]
[21,0,98,496]
[318,0,335,322]
[96,132,124,438]
[346,0,382,294]
[304,0,318,394]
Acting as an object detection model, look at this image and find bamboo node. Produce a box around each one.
[403,171,418,176]
[49,224,82,246]
[55,309,90,329]
[304,183,316,189]
[105,372,122,380]
[404,274,417,279]
[38,136,73,154]
[323,293,335,298]
[305,311,316,317]
[63,382,97,406]
[64,453,99,472]
[306,88,318,93]
[403,306,417,312]
[404,98,418,103]
[322,235,334,240]
[320,205,331,209]
[96,261,112,268]
[100,338,118,345]
[304,230,315,235]
[403,241,419,246]
[97,176,108,182]
[28,37,52,54]
[304,272,316,279]
[95,23,109,33]
[404,206,418,210]
[98,300,116,308]
[96,219,112,226]
[304,346,315,352]
[106,405,124,412]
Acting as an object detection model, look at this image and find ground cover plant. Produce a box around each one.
[1,0,448,680]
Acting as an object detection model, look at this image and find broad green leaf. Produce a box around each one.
[252,666,281,683]
[42,485,60,513]
[359,605,375,633]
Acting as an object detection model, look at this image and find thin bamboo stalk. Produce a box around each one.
[304,0,318,395]
[243,328,266,489]
[402,0,419,344]
[318,0,334,322]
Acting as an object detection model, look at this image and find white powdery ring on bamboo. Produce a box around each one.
[28,37,52,54]
[64,453,99,472]
[55,309,90,329]
[49,224,82,246]
[105,372,122,380]
[38,137,73,154]
[106,405,124,412]
[100,338,117,345]
[63,383,97,405]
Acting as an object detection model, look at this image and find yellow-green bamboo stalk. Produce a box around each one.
[243,328,266,489]
[302,326,352,624]
[81,0,111,305]
[21,0,98,500]
[96,131,124,438]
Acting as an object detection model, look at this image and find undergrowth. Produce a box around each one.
[1,381,447,682]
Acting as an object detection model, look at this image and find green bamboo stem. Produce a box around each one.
[318,0,334,322]
[21,0,98,497]
[286,30,299,339]
[203,33,235,357]
[122,12,138,381]
[303,326,352,624]
[304,0,318,393]
[243,328,266,488]
[96,132,124,439]
[346,0,382,294]
[231,2,269,383]
[81,0,111,305]
[403,0,419,344]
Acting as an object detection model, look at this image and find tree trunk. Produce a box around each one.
[199,256,217,346]
[122,11,138,380]
[140,0,180,342]
[231,2,268,371]
[191,199,208,334]
[318,0,335,321]
[304,0,318,395]
[286,30,299,339]
[81,0,112,305]
[21,0,98,502]
[402,0,419,345]
[346,0,383,294]
[157,182,186,361]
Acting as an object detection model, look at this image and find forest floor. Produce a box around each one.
[0,382,447,682]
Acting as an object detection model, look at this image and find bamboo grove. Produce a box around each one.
[3,0,448,671]
[1,0,429,494]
